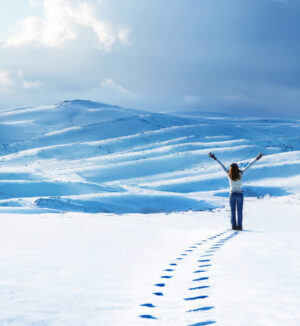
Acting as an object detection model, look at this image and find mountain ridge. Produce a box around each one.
[0,99,300,213]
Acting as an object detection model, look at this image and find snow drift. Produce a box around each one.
[1,99,300,213]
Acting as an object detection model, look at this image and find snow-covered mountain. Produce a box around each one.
[1,100,299,326]
[1,99,300,213]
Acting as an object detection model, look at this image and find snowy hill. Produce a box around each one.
[1,100,300,326]
[1,99,300,213]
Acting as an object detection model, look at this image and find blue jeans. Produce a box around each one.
[229,192,244,229]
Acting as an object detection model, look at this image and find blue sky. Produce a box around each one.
[0,0,300,117]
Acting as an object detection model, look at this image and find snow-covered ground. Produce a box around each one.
[1,99,300,214]
[0,196,299,325]
[0,100,299,325]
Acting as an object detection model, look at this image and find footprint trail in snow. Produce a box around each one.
[138,230,239,324]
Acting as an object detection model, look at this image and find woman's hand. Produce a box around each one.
[256,153,263,160]
[208,152,217,160]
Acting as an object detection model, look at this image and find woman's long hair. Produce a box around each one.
[228,163,241,181]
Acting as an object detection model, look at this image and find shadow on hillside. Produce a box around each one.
[35,194,218,214]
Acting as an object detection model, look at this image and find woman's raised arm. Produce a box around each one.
[208,152,228,174]
[242,153,263,174]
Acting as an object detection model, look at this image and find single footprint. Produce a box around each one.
[189,285,210,290]
[198,264,211,268]
[193,277,209,282]
[187,306,214,312]
[154,283,165,287]
[139,314,157,320]
[184,295,208,301]
[188,321,216,326]
[140,303,156,308]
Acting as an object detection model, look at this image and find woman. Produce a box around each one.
[208,152,263,230]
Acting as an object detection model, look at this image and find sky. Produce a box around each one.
[0,0,300,117]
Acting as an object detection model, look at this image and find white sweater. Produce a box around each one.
[215,157,257,193]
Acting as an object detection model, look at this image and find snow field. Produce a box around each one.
[1,100,300,213]
[0,195,299,325]
[0,100,300,325]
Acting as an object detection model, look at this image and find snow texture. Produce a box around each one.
[1,99,300,214]
[0,100,299,325]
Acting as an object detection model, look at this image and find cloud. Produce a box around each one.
[21,79,43,89]
[2,0,130,50]
[0,68,43,89]
[118,28,130,46]
[0,69,14,88]
[182,95,201,103]
[28,0,40,7]
[100,78,135,97]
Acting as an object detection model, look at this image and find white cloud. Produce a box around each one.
[0,69,14,87]
[2,0,130,50]
[118,28,130,46]
[182,95,201,103]
[22,80,44,89]
[0,68,43,89]
[28,0,40,7]
[101,78,135,97]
